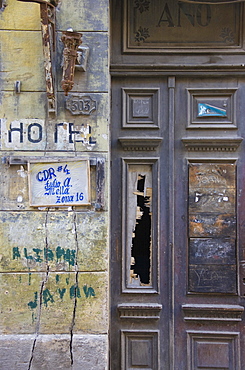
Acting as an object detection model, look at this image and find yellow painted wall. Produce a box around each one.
[0,0,109,367]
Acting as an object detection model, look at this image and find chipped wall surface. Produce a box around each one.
[0,0,109,369]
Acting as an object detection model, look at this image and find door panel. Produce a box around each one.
[172,77,244,369]
[110,77,170,369]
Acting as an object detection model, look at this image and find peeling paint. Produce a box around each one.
[17,195,23,202]
[17,165,28,178]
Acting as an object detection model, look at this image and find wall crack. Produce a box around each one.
[28,209,50,370]
[70,209,79,366]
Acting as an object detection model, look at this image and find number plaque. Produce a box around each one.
[65,94,96,115]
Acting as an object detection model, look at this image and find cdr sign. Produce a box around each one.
[28,160,90,207]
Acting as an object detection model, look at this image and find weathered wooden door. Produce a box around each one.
[110,1,245,369]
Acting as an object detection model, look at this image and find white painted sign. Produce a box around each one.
[0,119,96,151]
[28,160,90,207]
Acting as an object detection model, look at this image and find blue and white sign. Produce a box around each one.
[198,103,227,117]
[28,160,90,206]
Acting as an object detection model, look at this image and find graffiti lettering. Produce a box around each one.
[58,288,66,300]
[83,285,95,298]
[42,289,55,307]
[13,247,21,259]
[70,284,81,299]
[28,291,38,310]
[27,283,96,310]
[13,246,76,266]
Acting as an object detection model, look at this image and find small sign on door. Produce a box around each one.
[28,160,90,207]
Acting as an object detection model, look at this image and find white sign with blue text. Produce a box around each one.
[28,160,90,207]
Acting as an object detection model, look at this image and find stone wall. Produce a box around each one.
[0,1,109,369]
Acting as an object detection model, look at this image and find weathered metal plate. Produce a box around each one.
[189,187,235,213]
[189,238,236,265]
[189,264,237,293]
[189,213,236,237]
[189,163,236,188]
[126,0,241,51]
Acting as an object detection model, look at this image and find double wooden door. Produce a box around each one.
[110,75,245,369]
[110,1,245,368]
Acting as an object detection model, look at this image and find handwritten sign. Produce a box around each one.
[28,160,90,206]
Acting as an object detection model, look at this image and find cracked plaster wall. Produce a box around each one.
[0,1,109,369]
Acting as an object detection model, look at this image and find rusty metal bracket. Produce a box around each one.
[61,30,82,96]
[18,0,58,115]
